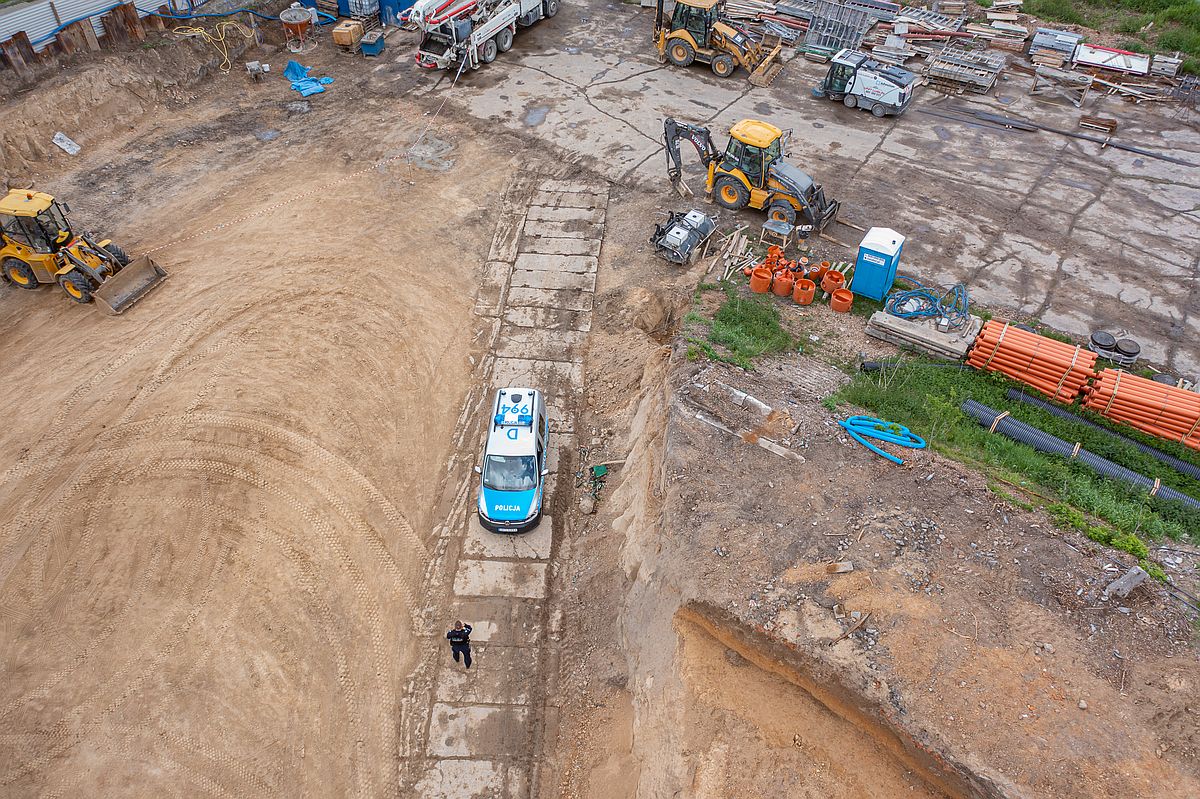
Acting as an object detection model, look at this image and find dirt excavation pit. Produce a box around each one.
[675,605,995,798]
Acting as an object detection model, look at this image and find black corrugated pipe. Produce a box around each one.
[1006,389,1200,482]
[961,399,1200,513]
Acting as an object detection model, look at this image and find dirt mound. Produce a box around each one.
[1,41,243,178]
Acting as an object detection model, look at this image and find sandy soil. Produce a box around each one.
[0,37,510,797]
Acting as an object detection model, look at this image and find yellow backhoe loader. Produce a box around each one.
[653,0,783,85]
[0,189,166,314]
[663,117,841,233]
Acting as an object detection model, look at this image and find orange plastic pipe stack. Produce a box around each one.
[966,320,1097,403]
[1084,369,1200,451]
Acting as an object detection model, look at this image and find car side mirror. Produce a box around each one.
[474,465,482,474]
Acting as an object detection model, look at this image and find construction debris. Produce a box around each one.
[924,45,1005,94]
[1105,566,1149,599]
[1030,65,1093,108]
[1028,28,1082,69]
[1079,115,1118,135]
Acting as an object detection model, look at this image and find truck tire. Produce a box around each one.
[495,27,514,52]
[543,0,558,17]
[713,176,749,211]
[871,103,887,118]
[767,201,796,226]
[480,38,498,63]
[843,94,857,109]
[667,39,695,67]
[711,54,735,78]
[3,258,39,289]
[102,243,130,267]
[57,270,94,304]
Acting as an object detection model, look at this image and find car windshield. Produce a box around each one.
[483,455,537,492]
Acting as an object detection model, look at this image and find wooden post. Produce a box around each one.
[80,19,101,50]
[0,37,32,78]
[56,21,85,55]
[116,3,145,42]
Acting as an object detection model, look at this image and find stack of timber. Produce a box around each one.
[865,312,983,361]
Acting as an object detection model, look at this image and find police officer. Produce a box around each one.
[446,620,473,669]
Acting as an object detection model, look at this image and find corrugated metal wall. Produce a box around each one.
[0,0,191,51]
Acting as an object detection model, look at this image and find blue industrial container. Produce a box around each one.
[379,0,416,25]
[851,227,905,302]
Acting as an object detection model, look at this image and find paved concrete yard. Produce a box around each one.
[409,0,1199,376]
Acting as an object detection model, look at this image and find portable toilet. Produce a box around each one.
[851,227,905,302]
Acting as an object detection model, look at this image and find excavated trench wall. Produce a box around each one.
[612,348,1008,798]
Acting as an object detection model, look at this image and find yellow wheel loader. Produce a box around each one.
[0,189,166,314]
[663,117,841,233]
[653,0,783,86]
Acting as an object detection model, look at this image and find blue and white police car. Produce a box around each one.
[475,387,549,534]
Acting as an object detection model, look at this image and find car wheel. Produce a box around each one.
[871,103,886,118]
[713,176,750,211]
[3,258,39,289]
[843,94,858,109]
[667,39,695,67]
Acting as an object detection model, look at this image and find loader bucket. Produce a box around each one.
[749,39,784,88]
[92,255,167,315]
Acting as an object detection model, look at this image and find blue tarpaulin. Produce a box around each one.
[284,60,334,96]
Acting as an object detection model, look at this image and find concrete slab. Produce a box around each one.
[530,190,608,209]
[463,514,553,560]
[525,206,606,224]
[427,703,530,757]
[539,179,603,194]
[454,560,548,599]
[494,328,586,364]
[414,759,505,799]
[435,644,539,704]
[447,597,544,646]
[505,286,594,313]
[519,237,601,257]
[479,260,513,291]
[508,268,596,292]
[522,219,602,240]
[503,305,592,333]
[491,357,584,393]
[513,253,597,274]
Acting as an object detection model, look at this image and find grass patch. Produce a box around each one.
[1024,0,1200,73]
[683,282,797,369]
[833,362,1200,559]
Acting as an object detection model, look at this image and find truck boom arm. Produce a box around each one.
[663,117,720,186]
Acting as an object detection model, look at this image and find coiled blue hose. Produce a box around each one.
[884,274,970,330]
[839,416,927,465]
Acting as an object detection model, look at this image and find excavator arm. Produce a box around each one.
[663,118,720,194]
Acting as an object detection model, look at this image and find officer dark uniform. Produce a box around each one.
[446,621,473,669]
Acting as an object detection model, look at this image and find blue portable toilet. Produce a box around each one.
[851,227,905,302]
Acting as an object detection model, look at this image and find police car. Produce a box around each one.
[475,387,549,534]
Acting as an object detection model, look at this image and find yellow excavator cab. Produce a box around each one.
[728,119,783,149]
[0,188,166,314]
[0,190,57,217]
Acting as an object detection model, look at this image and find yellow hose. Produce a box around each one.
[173,21,254,74]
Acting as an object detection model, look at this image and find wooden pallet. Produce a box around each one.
[1079,115,1118,134]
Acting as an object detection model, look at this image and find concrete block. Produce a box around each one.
[508,268,596,293]
[447,597,544,646]
[503,305,592,333]
[454,560,548,598]
[427,704,530,757]
[415,759,505,798]
[530,190,608,209]
[519,237,601,257]
[491,357,584,394]
[522,219,602,240]
[506,286,594,312]
[435,644,539,704]
[1105,566,1149,598]
[494,328,586,363]
[514,253,597,274]
[525,205,606,224]
[539,179,604,194]
[463,514,553,560]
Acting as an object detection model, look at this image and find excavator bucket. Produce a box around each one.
[92,255,167,315]
[749,35,784,88]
